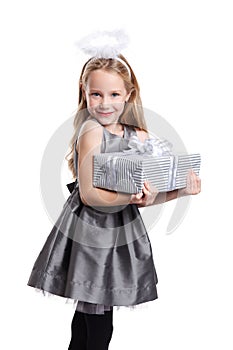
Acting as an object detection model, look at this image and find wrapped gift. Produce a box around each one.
[93,135,201,193]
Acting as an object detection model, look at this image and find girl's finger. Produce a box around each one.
[196,176,201,193]
[144,181,150,190]
[191,171,196,193]
[192,172,201,194]
[136,192,143,199]
[186,170,192,191]
[143,186,150,195]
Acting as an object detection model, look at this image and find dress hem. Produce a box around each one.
[31,286,158,314]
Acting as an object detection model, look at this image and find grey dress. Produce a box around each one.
[27,118,158,314]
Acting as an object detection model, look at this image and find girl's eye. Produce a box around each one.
[90,92,120,98]
[90,92,100,97]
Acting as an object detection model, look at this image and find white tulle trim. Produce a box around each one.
[34,288,150,313]
[115,303,149,312]
[35,288,79,308]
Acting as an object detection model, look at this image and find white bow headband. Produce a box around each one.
[75,30,131,77]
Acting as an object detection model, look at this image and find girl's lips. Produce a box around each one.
[97,111,114,117]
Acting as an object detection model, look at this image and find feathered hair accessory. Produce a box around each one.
[75,29,131,76]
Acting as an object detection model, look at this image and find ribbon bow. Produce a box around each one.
[123,135,173,156]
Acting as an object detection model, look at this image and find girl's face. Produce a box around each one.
[83,69,131,126]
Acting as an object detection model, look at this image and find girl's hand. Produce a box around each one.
[129,181,159,206]
[178,169,201,197]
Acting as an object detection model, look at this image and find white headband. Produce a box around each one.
[75,30,131,77]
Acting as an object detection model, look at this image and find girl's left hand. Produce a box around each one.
[178,169,201,196]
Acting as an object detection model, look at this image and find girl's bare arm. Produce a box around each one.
[77,120,143,207]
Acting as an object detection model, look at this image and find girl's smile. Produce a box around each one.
[96,111,114,117]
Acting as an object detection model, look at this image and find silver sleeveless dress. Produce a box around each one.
[27,119,158,314]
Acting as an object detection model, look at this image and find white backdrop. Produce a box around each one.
[1,0,232,349]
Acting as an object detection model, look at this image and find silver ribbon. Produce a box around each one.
[123,135,179,191]
[167,156,174,191]
[101,137,178,192]
[122,135,173,156]
[105,155,118,190]
[171,155,178,190]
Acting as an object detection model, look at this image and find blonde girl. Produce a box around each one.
[28,40,201,350]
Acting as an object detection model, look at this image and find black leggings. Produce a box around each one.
[68,309,114,350]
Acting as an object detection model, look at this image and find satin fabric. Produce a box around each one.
[27,119,158,309]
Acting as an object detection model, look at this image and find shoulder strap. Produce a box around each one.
[74,139,78,178]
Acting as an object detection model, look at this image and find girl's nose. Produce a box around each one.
[100,95,111,107]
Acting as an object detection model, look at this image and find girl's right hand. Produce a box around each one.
[129,191,144,205]
[129,180,159,206]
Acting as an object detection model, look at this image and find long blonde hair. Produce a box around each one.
[65,54,148,180]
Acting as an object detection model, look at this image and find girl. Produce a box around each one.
[27,35,201,350]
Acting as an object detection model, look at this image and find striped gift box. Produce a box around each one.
[93,152,201,194]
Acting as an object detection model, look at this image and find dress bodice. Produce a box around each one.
[73,119,138,179]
